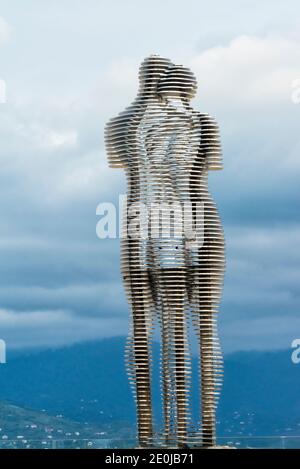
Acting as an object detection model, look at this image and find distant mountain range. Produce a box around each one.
[0,337,299,439]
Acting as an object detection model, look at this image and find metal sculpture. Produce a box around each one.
[105,55,225,448]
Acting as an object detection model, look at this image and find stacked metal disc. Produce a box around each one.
[105,55,225,448]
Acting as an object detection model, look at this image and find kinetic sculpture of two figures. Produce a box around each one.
[105,55,225,448]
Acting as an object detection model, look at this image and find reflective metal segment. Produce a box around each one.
[105,55,225,448]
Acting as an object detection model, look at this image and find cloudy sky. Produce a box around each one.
[0,0,299,353]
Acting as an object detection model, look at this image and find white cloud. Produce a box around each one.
[224,225,300,307]
[43,129,78,148]
[0,308,127,349]
[0,17,11,45]
[221,315,300,353]
[190,35,300,110]
[15,122,78,149]
[0,281,126,317]
[228,225,300,257]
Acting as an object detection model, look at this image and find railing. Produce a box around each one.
[218,436,299,449]
[0,436,299,449]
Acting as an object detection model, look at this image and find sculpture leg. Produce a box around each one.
[159,268,190,447]
[160,297,172,445]
[190,243,224,448]
[199,268,217,447]
[124,268,154,447]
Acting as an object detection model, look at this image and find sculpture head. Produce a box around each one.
[157,64,197,102]
[138,55,172,97]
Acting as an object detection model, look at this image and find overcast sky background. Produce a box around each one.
[0,0,299,353]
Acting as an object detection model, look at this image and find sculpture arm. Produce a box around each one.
[200,113,222,171]
[105,120,127,169]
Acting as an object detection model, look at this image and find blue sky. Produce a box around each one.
[0,0,299,352]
